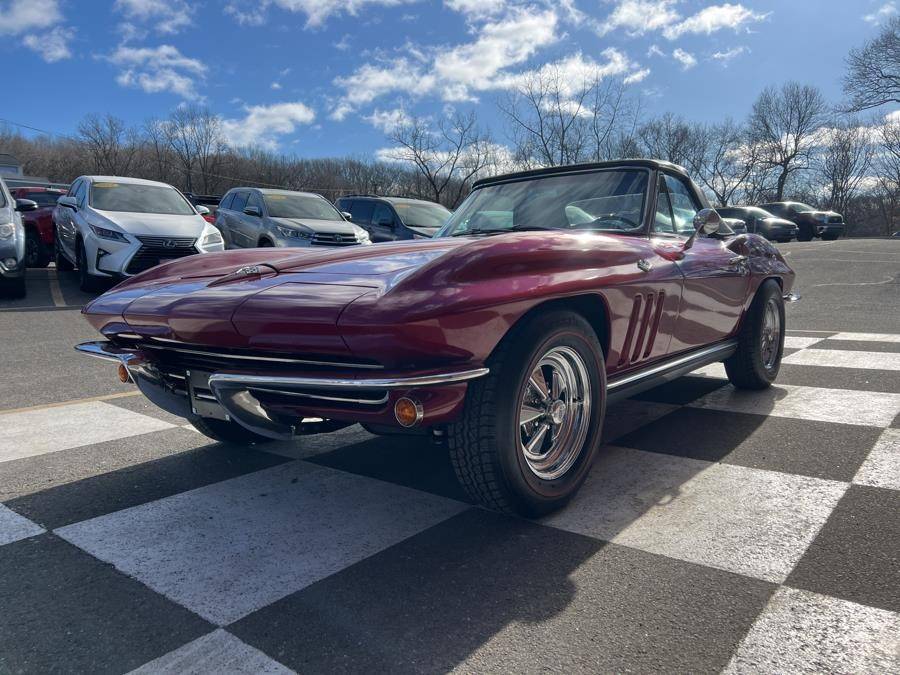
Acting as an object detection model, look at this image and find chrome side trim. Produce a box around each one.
[76,341,140,363]
[608,340,738,392]
[138,342,385,370]
[206,367,490,393]
[245,387,390,406]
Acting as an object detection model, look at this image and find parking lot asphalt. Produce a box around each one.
[0,240,898,673]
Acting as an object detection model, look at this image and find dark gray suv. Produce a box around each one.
[336,195,451,242]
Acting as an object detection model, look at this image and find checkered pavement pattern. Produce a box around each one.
[1,330,898,673]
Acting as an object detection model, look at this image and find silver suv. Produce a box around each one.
[214,188,370,249]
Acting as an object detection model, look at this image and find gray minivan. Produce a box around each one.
[215,188,371,249]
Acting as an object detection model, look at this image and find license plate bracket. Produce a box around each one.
[187,369,230,421]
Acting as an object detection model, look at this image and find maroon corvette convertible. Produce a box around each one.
[77,160,796,515]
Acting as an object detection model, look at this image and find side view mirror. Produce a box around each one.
[196,205,210,216]
[341,211,353,221]
[57,196,77,210]
[683,208,723,250]
[243,206,262,217]
[15,199,38,213]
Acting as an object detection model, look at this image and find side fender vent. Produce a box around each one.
[619,291,665,367]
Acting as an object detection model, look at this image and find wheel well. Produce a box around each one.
[258,237,273,246]
[505,294,611,359]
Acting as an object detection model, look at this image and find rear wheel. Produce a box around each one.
[725,280,785,390]
[191,417,275,445]
[25,229,49,268]
[449,310,605,516]
[258,239,273,247]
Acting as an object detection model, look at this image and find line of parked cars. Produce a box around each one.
[0,167,847,300]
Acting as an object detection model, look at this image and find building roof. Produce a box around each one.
[0,153,20,166]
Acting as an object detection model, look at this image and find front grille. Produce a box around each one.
[311,232,360,246]
[126,235,198,274]
[828,216,843,224]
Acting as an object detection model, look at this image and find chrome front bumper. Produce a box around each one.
[75,340,488,439]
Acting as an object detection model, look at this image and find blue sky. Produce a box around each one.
[0,0,895,158]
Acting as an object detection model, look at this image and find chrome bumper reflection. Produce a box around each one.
[75,340,488,440]
[783,291,801,303]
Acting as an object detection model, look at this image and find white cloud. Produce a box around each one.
[364,108,412,133]
[23,25,72,62]
[864,2,898,24]
[672,47,697,70]
[444,0,507,19]
[596,0,680,36]
[271,82,282,90]
[0,0,62,34]
[114,0,193,34]
[499,50,647,96]
[663,3,768,40]
[225,0,419,28]
[109,44,207,99]
[221,102,316,149]
[712,45,748,63]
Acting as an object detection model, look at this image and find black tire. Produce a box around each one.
[822,233,839,241]
[258,239,274,247]
[76,239,103,293]
[448,310,606,516]
[0,276,26,299]
[25,229,49,268]
[54,232,74,271]
[724,280,785,390]
[797,224,813,242]
[190,416,275,444]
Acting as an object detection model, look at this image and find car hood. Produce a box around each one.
[270,217,360,235]
[761,217,797,228]
[92,209,208,237]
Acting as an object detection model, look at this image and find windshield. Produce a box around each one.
[24,191,64,207]
[791,203,815,213]
[438,170,648,237]
[393,202,451,228]
[748,207,775,219]
[90,182,195,215]
[264,193,341,220]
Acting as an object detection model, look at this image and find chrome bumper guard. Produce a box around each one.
[783,291,801,303]
[75,340,488,440]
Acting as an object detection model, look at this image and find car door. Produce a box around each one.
[59,179,85,257]
[243,191,265,246]
[349,200,375,237]
[366,202,396,242]
[661,173,750,351]
[227,191,250,247]
[214,192,234,247]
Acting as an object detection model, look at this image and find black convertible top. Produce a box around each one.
[472,159,690,189]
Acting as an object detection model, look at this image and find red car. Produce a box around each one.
[10,187,66,267]
[76,160,796,515]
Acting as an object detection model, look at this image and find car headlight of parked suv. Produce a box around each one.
[89,224,129,242]
[198,224,225,252]
[0,222,14,239]
[276,225,314,240]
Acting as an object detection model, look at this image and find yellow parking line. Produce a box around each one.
[47,268,66,307]
[0,390,140,415]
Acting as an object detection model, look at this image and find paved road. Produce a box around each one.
[0,241,898,673]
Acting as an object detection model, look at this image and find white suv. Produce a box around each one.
[54,176,224,291]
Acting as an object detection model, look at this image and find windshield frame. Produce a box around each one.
[436,166,653,239]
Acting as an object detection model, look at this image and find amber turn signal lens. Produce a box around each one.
[394,397,423,427]
[117,363,130,383]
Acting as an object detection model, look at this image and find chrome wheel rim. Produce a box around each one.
[761,298,781,370]
[518,346,592,481]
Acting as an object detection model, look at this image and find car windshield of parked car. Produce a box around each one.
[264,194,341,220]
[438,170,648,237]
[393,202,451,229]
[24,191,63,207]
[90,183,196,215]
[791,203,815,213]
[746,207,775,219]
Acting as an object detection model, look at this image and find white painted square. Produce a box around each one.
[830,332,900,343]
[689,384,900,428]
[128,629,293,675]
[58,461,467,625]
[725,587,900,673]
[783,349,900,371]
[853,428,900,491]
[544,446,847,583]
[602,400,680,443]
[0,504,45,546]
[783,336,824,349]
[1,401,174,463]
[689,362,727,379]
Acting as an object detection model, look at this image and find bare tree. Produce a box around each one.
[635,113,701,168]
[819,119,874,222]
[162,105,226,193]
[749,82,829,200]
[843,17,900,112]
[77,114,139,175]
[386,111,494,206]
[687,119,759,206]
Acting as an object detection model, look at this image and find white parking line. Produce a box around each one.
[47,268,66,308]
[783,350,900,371]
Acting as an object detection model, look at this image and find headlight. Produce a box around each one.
[198,225,225,251]
[0,223,13,239]
[276,226,313,240]
[357,230,371,243]
[89,224,128,242]
[201,230,223,248]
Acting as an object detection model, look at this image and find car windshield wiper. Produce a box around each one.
[450,225,554,237]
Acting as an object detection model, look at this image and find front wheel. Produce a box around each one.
[822,233,840,241]
[54,233,74,271]
[190,416,275,445]
[725,280,785,390]
[77,240,103,293]
[449,310,606,516]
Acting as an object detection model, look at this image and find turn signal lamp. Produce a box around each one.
[394,397,423,427]
[117,363,131,383]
